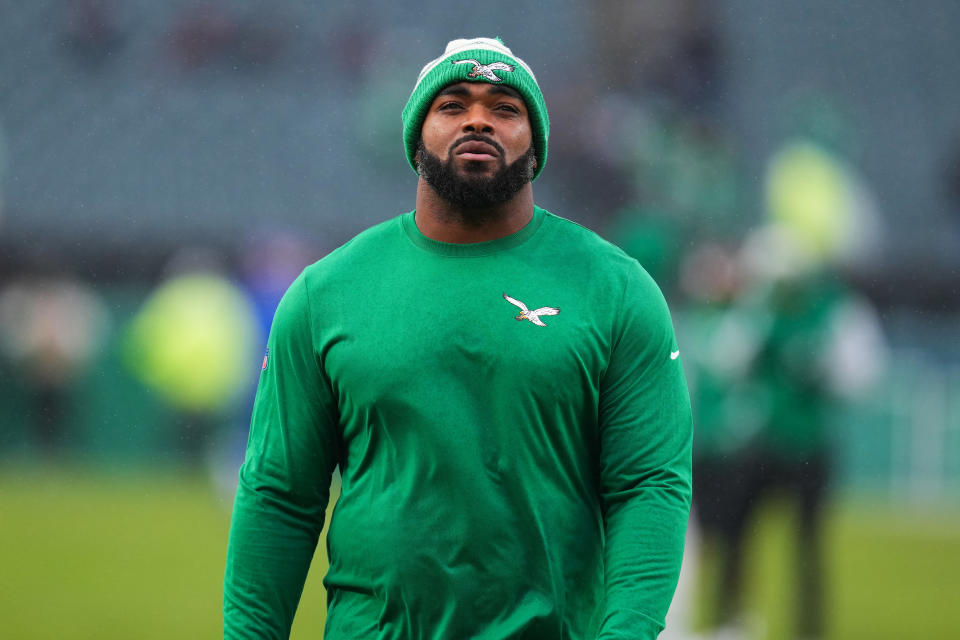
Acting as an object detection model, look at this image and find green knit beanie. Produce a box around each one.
[402,37,549,180]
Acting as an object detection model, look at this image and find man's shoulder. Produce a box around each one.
[537,208,667,311]
[539,208,645,275]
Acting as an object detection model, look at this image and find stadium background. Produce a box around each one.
[1,1,958,638]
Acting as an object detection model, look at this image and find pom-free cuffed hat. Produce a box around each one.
[402,37,549,180]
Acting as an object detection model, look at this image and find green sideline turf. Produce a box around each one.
[1,466,957,639]
[0,465,331,639]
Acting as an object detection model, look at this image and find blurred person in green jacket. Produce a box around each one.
[696,225,884,640]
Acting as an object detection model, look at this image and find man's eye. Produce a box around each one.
[496,104,520,113]
[438,102,463,111]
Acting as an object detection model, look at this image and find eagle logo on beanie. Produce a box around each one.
[452,59,515,82]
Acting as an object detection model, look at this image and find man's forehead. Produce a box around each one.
[435,82,524,102]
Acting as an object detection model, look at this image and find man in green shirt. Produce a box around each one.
[224,37,692,639]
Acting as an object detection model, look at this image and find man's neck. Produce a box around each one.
[414,180,535,243]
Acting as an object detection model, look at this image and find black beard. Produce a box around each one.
[416,137,536,225]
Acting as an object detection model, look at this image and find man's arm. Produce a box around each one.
[597,265,693,640]
[224,273,340,639]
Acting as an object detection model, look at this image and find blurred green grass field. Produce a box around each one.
[1,465,958,639]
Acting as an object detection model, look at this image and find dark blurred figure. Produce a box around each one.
[677,243,768,639]
[0,273,108,455]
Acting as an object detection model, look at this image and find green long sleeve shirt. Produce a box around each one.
[224,206,693,639]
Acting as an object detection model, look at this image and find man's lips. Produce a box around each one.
[454,140,500,161]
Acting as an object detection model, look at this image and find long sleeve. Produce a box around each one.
[596,266,693,639]
[223,274,341,639]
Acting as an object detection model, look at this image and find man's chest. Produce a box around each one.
[317,264,610,426]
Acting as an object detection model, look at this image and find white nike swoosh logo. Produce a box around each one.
[670,350,680,360]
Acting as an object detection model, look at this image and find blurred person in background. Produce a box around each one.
[680,227,884,640]
[238,231,320,352]
[737,225,884,640]
[676,242,769,639]
[123,247,258,466]
[208,230,320,493]
[224,37,693,639]
[0,267,108,455]
[679,103,886,638]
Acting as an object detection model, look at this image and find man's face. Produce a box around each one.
[417,82,536,213]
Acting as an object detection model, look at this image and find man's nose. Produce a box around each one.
[462,105,494,134]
